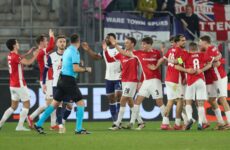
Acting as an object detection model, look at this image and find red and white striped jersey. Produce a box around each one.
[37,37,55,81]
[8,52,26,87]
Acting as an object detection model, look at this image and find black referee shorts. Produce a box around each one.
[54,75,83,103]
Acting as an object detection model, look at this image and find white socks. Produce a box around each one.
[214,108,225,124]
[185,105,193,121]
[198,106,206,125]
[131,107,143,124]
[225,111,230,124]
[136,114,144,124]
[162,117,169,125]
[50,109,57,126]
[130,105,139,124]
[115,106,125,126]
[17,108,29,128]
[175,118,181,126]
[160,105,166,118]
[182,107,188,125]
[161,105,169,125]
[0,107,14,127]
[30,105,47,120]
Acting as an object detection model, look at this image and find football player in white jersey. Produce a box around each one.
[82,33,122,128]
[42,35,73,133]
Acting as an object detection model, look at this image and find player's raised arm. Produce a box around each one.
[102,41,121,63]
[81,42,102,60]
[46,29,55,53]
[20,49,39,65]
[109,37,133,58]
[20,47,36,59]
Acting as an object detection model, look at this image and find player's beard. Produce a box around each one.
[200,47,206,52]
[58,47,64,51]
[59,45,65,50]
[180,45,185,49]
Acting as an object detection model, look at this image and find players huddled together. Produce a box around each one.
[0,29,229,135]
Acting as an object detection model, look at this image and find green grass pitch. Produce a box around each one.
[0,122,229,150]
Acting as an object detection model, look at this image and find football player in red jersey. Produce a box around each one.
[200,35,230,130]
[0,39,38,131]
[27,29,57,129]
[174,42,213,130]
[110,37,166,129]
[156,35,188,130]
[102,37,145,130]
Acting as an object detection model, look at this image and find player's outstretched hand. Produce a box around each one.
[148,64,157,70]
[86,67,92,73]
[26,47,36,55]
[102,40,107,51]
[33,49,39,57]
[49,29,54,37]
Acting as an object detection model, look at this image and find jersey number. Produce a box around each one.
[193,59,200,69]
[168,53,175,67]
[124,88,130,95]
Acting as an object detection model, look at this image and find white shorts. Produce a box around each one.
[214,76,228,98]
[206,84,217,98]
[165,81,184,100]
[40,80,53,99]
[10,86,30,102]
[122,82,137,98]
[185,79,207,100]
[181,85,186,99]
[138,79,163,99]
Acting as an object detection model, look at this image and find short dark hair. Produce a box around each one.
[189,42,198,51]
[200,35,211,44]
[56,35,66,41]
[6,39,17,51]
[107,33,116,39]
[70,33,80,43]
[174,34,185,43]
[36,34,47,45]
[169,36,175,42]
[141,37,153,45]
[125,37,137,46]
